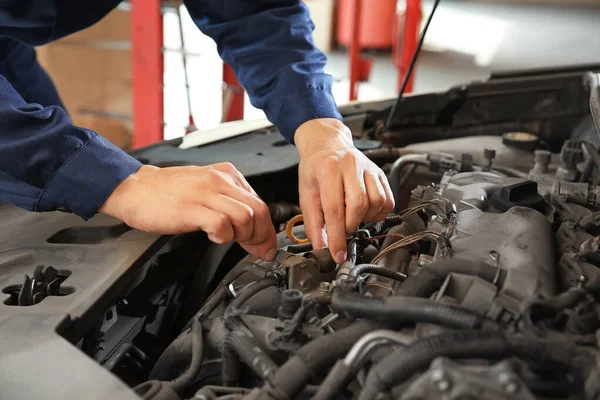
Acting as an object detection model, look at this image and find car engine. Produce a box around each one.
[2,68,600,400]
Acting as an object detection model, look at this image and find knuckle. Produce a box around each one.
[351,194,369,213]
[234,206,254,226]
[216,162,237,173]
[256,203,271,221]
[204,169,224,184]
[213,213,231,233]
[372,193,387,208]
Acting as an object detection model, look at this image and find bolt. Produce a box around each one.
[578,274,588,288]
[498,372,519,394]
[431,368,451,392]
[319,282,331,294]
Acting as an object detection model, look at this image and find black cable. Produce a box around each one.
[330,291,492,330]
[385,0,442,129]
[170,319,204,394]
[185,261,269,328]
[222,276,280,386]
[228,276,280,312]
[358,330,589,400]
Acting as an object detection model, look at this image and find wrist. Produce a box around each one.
[294,118,353,156]
[99,165,157,217]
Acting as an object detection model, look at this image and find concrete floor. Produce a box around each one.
[162,1,600,139]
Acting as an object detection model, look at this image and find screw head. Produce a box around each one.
[498,372,519,394]
[319,282,331,293]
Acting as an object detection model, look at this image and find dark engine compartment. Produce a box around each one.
[2,66,600,400]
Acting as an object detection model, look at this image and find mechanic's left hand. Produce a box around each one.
[295,118,395,264]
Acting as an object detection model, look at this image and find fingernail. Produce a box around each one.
[266,248,277,261]
[335,250,347,264]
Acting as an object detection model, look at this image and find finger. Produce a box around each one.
[197,169,273,247]
[299,183,327,249]
[378,173,396,219]
[213,162,258,195]
[194,207,235,244]
[200,194,255,242]
[240,223,277,261]
[343,167,369,233]
[217,183,273,247]
[362,172,387,222]
[319,171,347,264]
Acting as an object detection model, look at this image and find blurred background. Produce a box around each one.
[35,0,600,148]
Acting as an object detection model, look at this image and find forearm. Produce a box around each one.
[0,74,142,219]
[184,0,342,142]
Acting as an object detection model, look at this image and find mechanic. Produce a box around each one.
[0,1,394,265]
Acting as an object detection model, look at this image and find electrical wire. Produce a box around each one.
[385,0,442,129]
[371,231,440,265]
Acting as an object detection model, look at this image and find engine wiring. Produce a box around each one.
[370,231,440,265]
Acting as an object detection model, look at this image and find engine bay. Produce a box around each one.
[2,67,600,400]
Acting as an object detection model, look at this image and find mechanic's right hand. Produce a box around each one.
[99,163,278,261]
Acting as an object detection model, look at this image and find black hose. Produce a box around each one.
[228,276,279,312]
[522,288,589,336]
[310,359,354,400]
[395,258,499,298]
[170,319,204,394]
[254,320,389,400]
[222,329,279,384]
[222,276,280,386]
[189,261,269,326]
[349,264,407,282]
[253,260,498,400]
[358,330,586,400]
[331,291,492,330]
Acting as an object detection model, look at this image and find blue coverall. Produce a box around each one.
[0,0,341,219]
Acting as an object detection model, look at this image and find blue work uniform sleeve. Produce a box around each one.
[0,74,142,219]
[184,0,343,143]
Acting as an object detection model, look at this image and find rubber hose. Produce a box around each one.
[395,258,499,298]
[229,276,279,312]
[254,260,497,400]
[254,320,389,400]
[223,330,279,383]
[331,291,490,330]
[310,359,354,400]
[190,261,269,326]
[222,276,280,385]
[522,288,588,336]
[359,330,586,400]
[170,319,204,393]
[348,264,407,282]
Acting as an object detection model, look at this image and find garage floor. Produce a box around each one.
[163,1,600,139]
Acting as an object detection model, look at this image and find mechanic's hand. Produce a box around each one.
[99,163,278,261]
[296,118,395,264]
